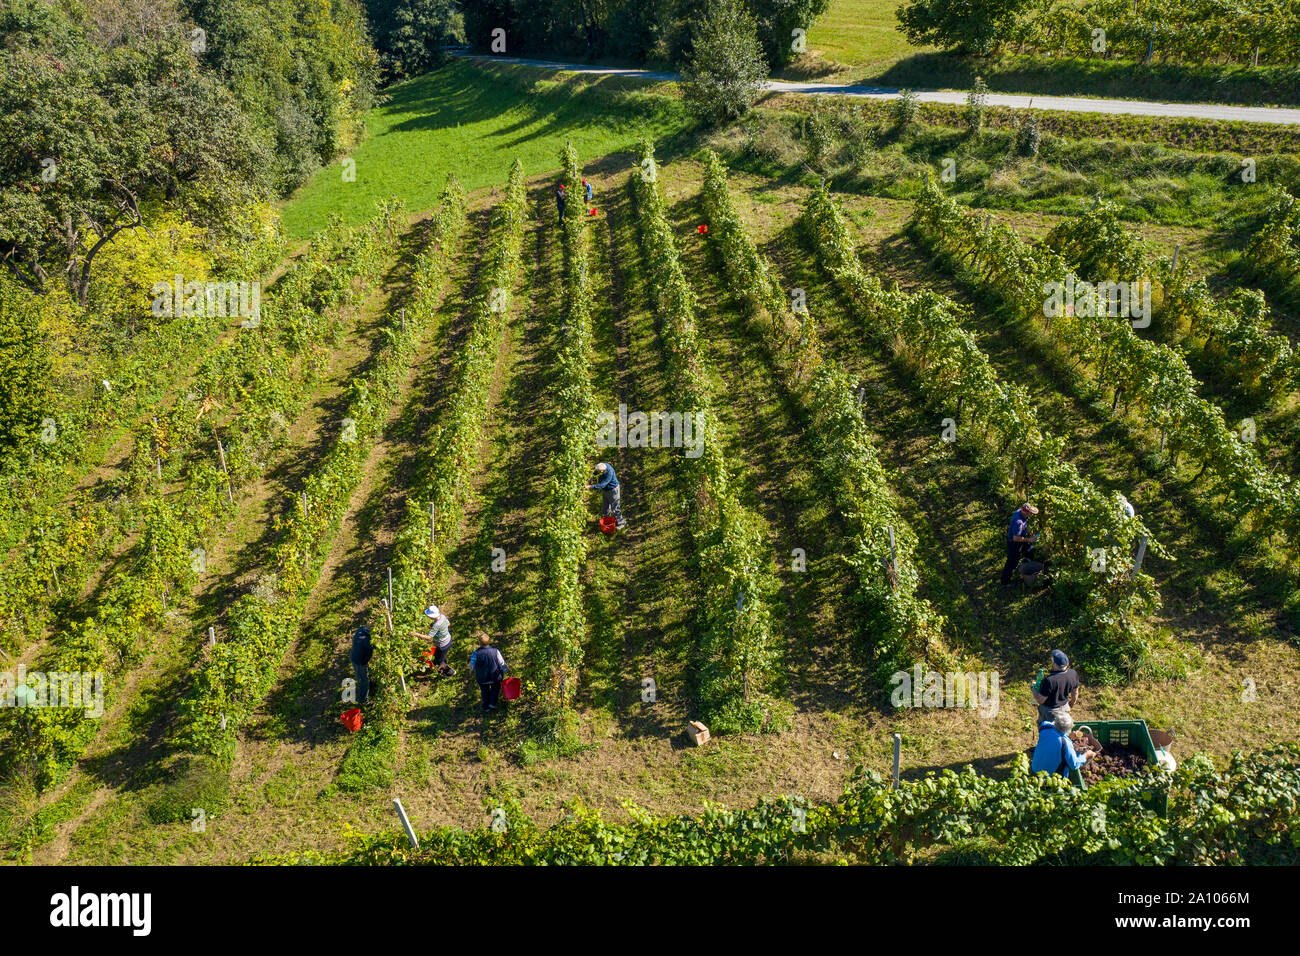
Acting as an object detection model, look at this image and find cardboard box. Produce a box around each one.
[686,720,710,746]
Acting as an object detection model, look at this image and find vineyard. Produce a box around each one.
[4,57,1300,869]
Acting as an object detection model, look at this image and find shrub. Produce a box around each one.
[891,89,920,131]
[966,75,989,133]
[1017,114,1042,157]
[680,0,770,125]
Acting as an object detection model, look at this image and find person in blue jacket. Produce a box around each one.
[587,462,626,529]
[469,633,508,712]
[1030,713,1097,777]
[350,624,373,704]
[1000,501,1039,586]
[582,178,593,203]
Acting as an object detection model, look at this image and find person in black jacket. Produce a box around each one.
[469,633,508,712]
[556,183,567,225]
[350,624,373,704]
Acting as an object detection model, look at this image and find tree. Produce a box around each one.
[184,0,378,191]
[965,75,989,132]
[680,0,770,124]
[749,0,832,69]
[896,0,1034,56]
[364,0,460,80]
[0,32,270,305]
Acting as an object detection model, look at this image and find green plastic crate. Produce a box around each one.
[1068,718,1169,816]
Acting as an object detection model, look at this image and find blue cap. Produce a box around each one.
[1051,649,1069,668]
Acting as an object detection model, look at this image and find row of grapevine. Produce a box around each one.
[0,222,284,556]
[364,168,522,744]
[1246,186,1300,283]
[0,216,386,656]
[1042,201,1297,402]
[697,150,958,685]
[266,746,1300,866]
[1001,0,1300,67]
[1,208,401,788]
[528,144,598,734]
[172,191,469,761]
[802,186,1166,683]
[910,180,1298,542]
[631,141,784,734]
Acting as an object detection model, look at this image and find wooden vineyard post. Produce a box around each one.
[382,597,405,695]
[215,433,233,503]
[430,502,436,546]
[300,491,308,516]
[393,798,419,849]
[400,307,406,332]
[387,567,393,613]
[1167,245,1180,307]
[892,733,902,790]
[1132,535,1148,577]
[883,527,900,590]
[207,626,216,648]
[152,418,162,479]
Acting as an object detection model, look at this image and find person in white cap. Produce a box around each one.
[1001,501,1040,587]
[410,604,455,677]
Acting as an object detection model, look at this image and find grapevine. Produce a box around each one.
[632,141,784,734]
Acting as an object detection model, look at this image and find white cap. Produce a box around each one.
[424,605,440,618]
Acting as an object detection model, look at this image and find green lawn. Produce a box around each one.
[806,0,926,74]
[282,62,690,238]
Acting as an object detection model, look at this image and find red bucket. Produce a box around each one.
[340,708,363,733]
[502,677,521,701]
[599,516,617,534]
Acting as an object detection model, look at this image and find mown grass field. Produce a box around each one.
[282,62,688,239]
[799,0,924,75]
[5,59,1299,865]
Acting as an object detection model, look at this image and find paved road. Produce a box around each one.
[457,53,1300,126]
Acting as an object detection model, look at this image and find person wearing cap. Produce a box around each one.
[583,178,593,203]
[350,624,373,704]
[556,182,567,224]
[586,462,626,530]
[1030,711,1097,778]
[469,633,508,712]
[1033,649,1080,723]
[410,604,455,677]
[1000,501,1040,587]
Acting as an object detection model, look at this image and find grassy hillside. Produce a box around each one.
[7,59,1300,867]
[282,62,690,239]
[803,0,924,75]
